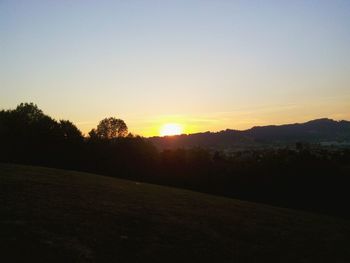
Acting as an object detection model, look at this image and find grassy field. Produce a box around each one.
[1,163,350,262]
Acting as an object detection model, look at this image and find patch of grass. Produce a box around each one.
[1,163,350,262]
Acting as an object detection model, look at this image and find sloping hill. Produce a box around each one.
[1,163,350,262]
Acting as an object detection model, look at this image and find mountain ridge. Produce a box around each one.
[148,118,350,150]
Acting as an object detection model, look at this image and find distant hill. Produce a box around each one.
[1,163,350,262]
[149,118,350,150]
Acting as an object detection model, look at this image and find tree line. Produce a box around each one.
[1,103,350,218]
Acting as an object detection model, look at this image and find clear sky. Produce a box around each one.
[1,0,350,136]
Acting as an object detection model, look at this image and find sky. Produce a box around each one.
[1,0,350,136]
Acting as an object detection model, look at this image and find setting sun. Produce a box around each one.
[160,123,183,136]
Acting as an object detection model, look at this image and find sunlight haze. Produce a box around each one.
[1,0,349,136]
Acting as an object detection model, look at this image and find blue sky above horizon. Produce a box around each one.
[1,0,350,136]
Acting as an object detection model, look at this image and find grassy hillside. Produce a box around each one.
[1,163,350,262]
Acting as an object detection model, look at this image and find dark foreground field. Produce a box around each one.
[1,163,350,262]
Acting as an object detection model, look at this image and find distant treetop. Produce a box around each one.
[90,117,128,139]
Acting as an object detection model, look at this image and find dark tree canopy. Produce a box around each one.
[0,103,84,143]
[13,102,45,122]
[59,120,83,142]
[93,117,128,139]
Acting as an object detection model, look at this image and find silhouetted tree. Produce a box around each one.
[88,128,98,140]
[59,120,83,142]
[94,117,128,139]
[5,102,57,140]
[13,102,45,122]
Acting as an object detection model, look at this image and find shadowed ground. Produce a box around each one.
[1,163,349,262]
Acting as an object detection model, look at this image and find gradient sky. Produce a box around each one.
[1,0,350,136]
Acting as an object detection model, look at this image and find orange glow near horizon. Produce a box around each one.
[2,1,350,140]
[159,123,183,136]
